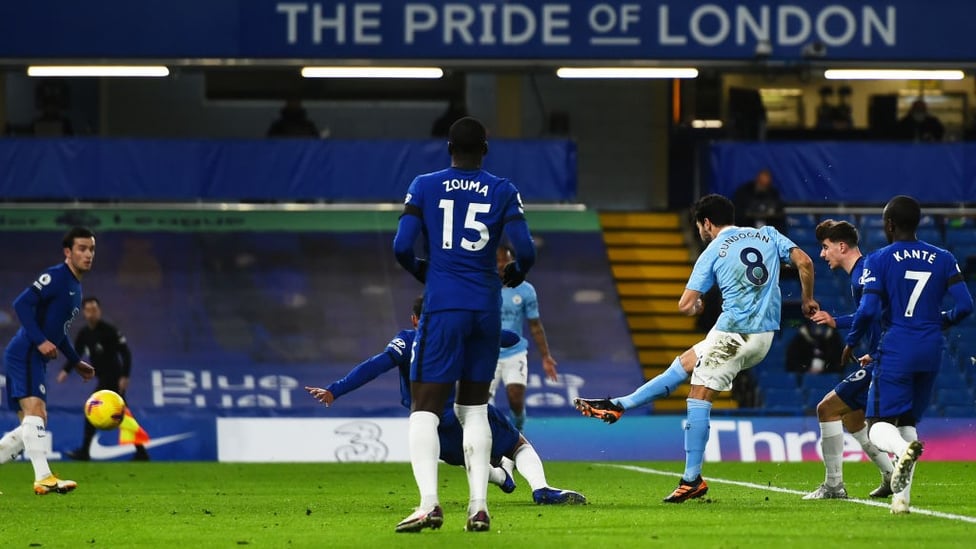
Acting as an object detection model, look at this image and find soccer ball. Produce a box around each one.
[84,390,126,430]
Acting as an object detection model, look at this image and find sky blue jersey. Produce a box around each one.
[687,225,797,333]
[399,167,526,313]
[498,281,539,359]
[6,262,83,364]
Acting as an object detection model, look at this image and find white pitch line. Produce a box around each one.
[599,463,976,524]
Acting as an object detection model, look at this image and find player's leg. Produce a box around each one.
[843,407,894,498]
[575,347,696,423]
[867,363,927,496]
[0,424,24,464]
[889,370,936,513]
[455,309,501,532]
[665,331,772,503]
[498,352,528,429]
[803,391,851,499]
[397,311,461,533]
[8,353,76,494]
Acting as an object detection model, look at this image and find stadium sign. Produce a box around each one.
[1,0,973,62]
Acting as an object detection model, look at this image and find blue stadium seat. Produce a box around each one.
[788,227,818,246]
[757,371,800,389]
[862,215,884,228]
[946,228,976,247]
[787,213,818,229]
[762,388,804,415]
[940,404,976,417]
[918,215,937,227]
[936,388,974,407]
[801,374,842,397]
[916,227,943,245]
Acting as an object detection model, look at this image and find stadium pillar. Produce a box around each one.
[495,74,522,138]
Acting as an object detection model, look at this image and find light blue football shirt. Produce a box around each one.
[687,225,798,333]
[498,281,539,359]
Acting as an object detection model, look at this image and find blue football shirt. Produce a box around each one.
[402,167,525,312]
[686,225,797,333]
[6,262,83,364]
[832,256,884,354]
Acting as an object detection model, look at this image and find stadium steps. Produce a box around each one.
[600,211,738,412]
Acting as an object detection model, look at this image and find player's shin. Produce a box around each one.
[819,420,845,486]
[682,399,712,482]
[868,421,908,456]
[511,443,548,491]
[21,416,52,480]
[616,357,689,409]
[851,424,894,474]
[456,403,492,515]
[408,411,441,510]
[0,425,25,464]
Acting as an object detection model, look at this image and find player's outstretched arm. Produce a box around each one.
[942,275,974,327]
[393,214,427,283]
[73,360,95,381]
[790,247,819,316]
[311,351,399,405]
[528,318,558,381]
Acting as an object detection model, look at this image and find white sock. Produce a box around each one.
[0,426,25,464]
[512,444,549,491]
[455,403,491,515]
[851,424,894,474]
[869,422,908,456]
[895,426,919,501]
[820,420,845,486]
[488,466,507,487]
[21,416,52,481]
[407,411,440,509]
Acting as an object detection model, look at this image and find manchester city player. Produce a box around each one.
[304,297,585,506]
[393,117,536,532]
[665,194,818,503]
[0,227,96,494]
[490,245,558,431]
[803,219,894,500]
[843,196,973,514]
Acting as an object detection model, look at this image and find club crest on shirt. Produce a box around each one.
[388,337,407,356]
[511,295,523,305]
[859,268,876,285]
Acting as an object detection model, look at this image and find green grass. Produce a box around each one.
[1,460,974,548]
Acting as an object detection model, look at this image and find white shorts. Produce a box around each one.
[489,351,528,398]
[691,329,774,392]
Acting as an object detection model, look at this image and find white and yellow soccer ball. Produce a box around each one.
[84,389,126,430]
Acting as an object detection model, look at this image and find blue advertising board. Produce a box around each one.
[0,1,973,62]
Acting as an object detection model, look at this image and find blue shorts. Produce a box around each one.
[3,344,49,411]
[411,309,501,384]
[833,365,873,411]
[438,404,522,467]
[866,353,937,421]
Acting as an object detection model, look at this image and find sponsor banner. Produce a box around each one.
[524,415,976,462]
[0,1,971,62]
[217,417,409,462]
[0,410,217,461]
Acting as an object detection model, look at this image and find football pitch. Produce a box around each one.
[1,460,973,548]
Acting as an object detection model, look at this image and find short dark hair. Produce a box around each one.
[82,296,100,307]
[692,194,735,226]
[884,195,921,232]
[412,295,424,318]
[448,116,487,155]
[815,219,859,247]
[62,226,95,250]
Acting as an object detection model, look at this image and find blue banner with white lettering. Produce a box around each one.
[709,142,976,204]
[0,138,576,202]
[0,1,973,62]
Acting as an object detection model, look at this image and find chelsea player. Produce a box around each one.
[843,196,973,514]
[304,297,585,507]
[393,117,536,532]
[664,194,817,503]
[0,227,96,494]
[803,219,894,500]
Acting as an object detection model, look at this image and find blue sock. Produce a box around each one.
[613,358,689,410]
[682,398,713,482]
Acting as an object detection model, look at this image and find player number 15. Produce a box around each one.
[439,199,490,251]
